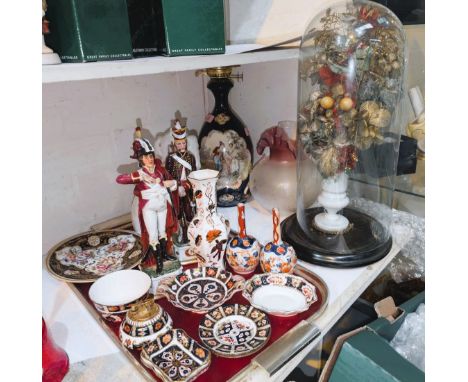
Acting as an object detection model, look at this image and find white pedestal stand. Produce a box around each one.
[42,36,61,65]
[314,172,350,233]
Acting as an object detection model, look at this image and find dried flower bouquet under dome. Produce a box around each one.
[297,0,406,233]
[281,0,406,268]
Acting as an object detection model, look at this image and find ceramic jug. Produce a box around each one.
[187,169,229,268]
[250,121,321,214]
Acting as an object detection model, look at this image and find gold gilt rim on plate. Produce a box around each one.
[45,229,144,283]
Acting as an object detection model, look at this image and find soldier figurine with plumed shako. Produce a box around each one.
[165,119,197,244]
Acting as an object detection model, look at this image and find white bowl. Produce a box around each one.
[89,270,151,315]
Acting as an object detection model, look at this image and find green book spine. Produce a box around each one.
[45,0,133,63]
[45,0,84,62]
[158,0,225,57]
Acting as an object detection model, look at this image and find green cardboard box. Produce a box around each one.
[45,0,133,63]
[321,292,425,382]
[156,0,225,56]
[126,0,161,57]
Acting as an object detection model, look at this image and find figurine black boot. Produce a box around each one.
[160,238,177,261]
[155,243,164,274]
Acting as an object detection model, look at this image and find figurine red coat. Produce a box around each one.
[116,159,179,254]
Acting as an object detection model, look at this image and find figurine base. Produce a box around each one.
[281,207,392,268]
[141,259,182,295]
[173,241,196,265]
[42,52,61,65]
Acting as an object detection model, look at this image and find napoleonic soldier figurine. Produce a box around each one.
[165,120,197,243]
[116,127,179,273]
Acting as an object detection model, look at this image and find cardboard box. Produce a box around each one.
[126,0,161,57]
[156,0,225,56]
[320,292,425,382]
[45,0,133,63]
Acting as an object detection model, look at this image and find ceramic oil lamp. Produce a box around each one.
[260,208,297,274]
[226,203,261,274]
[119,298,172,350]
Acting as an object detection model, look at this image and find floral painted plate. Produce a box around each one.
[141,329,211,382]
[242,273,318,317]
[157,267,245,313]
[198,304,271,358]
[46,230,144,283]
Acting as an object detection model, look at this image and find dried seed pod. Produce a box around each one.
[331,83,345,97]
[320,96,335,109]
[360,101,380,118]
[339,97,353,111]
[370,109,391,128]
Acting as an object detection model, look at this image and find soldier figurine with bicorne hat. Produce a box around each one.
[116,126,179,274]
[165,118,197,243]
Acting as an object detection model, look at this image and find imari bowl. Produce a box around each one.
[119,300,173,350]
[225,236,261,274]
[89,270,151,322]
[141,329,211,382]
[259,241,297,274]
[199,304,271,358]
[157,267,245,314]
[242,273,318,317]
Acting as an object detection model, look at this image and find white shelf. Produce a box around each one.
[42,44,299,84]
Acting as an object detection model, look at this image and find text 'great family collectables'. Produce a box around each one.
[44,0,133,63]
[282,0,407,268]
[155,0,225,56]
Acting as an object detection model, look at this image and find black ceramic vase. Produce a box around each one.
[198,67,254,207]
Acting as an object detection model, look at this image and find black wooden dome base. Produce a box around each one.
[281,207,392,268]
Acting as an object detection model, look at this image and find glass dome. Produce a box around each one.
[282,0,407,267]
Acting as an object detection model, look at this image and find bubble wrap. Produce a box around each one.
[350,198,425,283]
[390,303,425,371]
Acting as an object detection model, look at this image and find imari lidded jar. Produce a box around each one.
[226,203,261,274]
[260,208,297,274]
[282,0,407,268]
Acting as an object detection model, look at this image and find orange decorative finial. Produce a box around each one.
[272,208,281,244]
[237,203,246,238]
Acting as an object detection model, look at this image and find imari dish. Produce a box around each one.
[119,299,172,350]
[157,267,245,313]
[199,304,271,358]
[89,269,151,321]
[46,230,144,283]
[242,273,318,317]
[141,329,211,382]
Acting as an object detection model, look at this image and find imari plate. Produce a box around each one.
[46,230,144,283]
[141,329,211,382]
[198,304,271,358]
[157,267,245,313]
[242,273,318,317]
